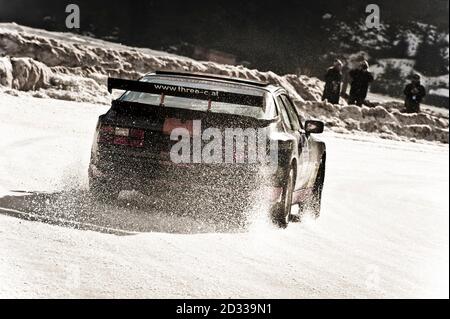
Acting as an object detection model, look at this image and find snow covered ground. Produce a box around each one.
[0,93,448,298]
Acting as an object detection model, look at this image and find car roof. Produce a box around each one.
[146,70,281,94]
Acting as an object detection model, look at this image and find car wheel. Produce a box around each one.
[272,165,295,228]
[308,158,325,218]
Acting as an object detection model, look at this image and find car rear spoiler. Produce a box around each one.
[107,77,264,107]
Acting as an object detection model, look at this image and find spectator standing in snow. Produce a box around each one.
[348,60,374,106]
[404,74,426,113]
[322,59,343,104]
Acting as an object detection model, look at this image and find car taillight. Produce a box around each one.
[130,128,145,139]
[100,125,114,134]
[98,124,145,148]
[113,136,129,146]
[129,139,144,148]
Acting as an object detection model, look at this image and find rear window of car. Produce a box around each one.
[120,75,272,119]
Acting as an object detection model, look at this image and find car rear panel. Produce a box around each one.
[91,109,273,194]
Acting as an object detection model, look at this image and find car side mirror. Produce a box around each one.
[305,120,324,134]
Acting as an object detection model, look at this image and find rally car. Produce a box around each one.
[89,71,326,227]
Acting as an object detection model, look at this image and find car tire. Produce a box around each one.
[272,165,295,228]
[308,157,326,218]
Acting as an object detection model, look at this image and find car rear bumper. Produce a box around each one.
[88,153,283,202]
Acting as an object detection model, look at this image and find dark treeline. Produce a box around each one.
[0,0,448,75]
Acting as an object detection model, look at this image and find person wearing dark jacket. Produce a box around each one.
[348,60,374,106]
[322,59,343,104]
[404,74,426,113]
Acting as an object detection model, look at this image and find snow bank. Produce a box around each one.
[0,23,448,143]
[0,56,13,87]
[298,101,449,143]
[10,57,51,91]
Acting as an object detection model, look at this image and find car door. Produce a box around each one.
[279,94,311,190]
[274,94,297,172]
